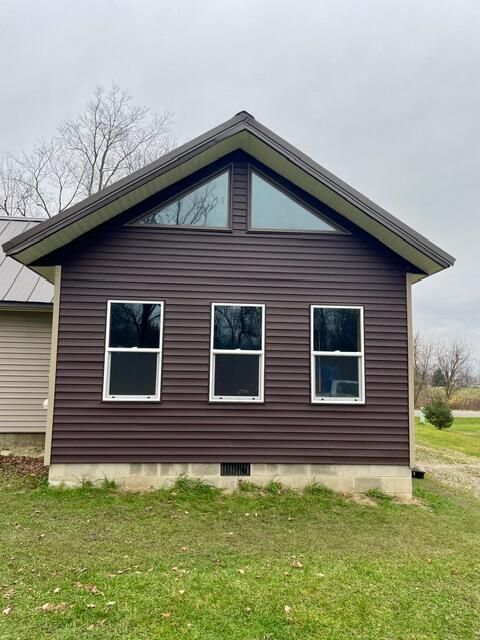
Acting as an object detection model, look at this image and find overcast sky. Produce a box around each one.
[2,0,479,356]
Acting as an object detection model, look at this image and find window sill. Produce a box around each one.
[311,399,365,405]
[129,225,234,233]
[209,398,264,404]
[102,397,161,402]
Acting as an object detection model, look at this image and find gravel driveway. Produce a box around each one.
[416,444,480,498]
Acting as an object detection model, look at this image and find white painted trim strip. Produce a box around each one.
[44,265,61,465]
[406,274,415,467]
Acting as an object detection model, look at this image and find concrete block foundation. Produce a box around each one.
[0,432,45,448]
[48,462,412,497]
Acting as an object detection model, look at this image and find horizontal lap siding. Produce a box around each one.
[51,156,410,464]
[0,310,51,432]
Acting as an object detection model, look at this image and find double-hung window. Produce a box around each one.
[311,305,364,404]
[103,300,164,401]
[210,303,265,402]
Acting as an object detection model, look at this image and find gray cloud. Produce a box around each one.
[1,0,478,351]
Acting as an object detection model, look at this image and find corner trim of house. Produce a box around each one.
[406,273,415,468]
[44,265,61,466]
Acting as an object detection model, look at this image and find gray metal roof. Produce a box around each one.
[0,217,53,305]
[2,112,455,277]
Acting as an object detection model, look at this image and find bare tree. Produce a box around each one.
[141,181,219,226]
[0,84,174,218]
[435,338,472,401]
[0,155,32,216]
[413,332,435,407]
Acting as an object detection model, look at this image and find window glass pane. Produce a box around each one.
[214,354,260,397]
[314,355,360,398]
[109,352,158,396]
[313,307,360,352]
[251,172,337,231]
[213,306,262,350]
[138,171,229,227]
[110,303,161,348]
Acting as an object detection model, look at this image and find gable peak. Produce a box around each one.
[234,110,255,121]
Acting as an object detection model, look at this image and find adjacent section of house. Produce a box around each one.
[3,112,454,495]
[0,217,53,445]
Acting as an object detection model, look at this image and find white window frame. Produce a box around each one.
[103,299,164,402]
[310,305,365,405]
[209,302,265,403]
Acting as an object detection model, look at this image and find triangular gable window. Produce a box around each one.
[135,170,230,228]
[250,170,341,232]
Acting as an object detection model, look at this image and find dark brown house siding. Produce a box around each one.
[47,152,412,465]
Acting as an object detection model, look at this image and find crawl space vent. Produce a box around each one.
[220,462,251,476]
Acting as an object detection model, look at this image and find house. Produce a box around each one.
[0,216,53,447]
[3,112,454,496]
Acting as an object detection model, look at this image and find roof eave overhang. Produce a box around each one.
[0,301,53,311]
[3,114,455,277]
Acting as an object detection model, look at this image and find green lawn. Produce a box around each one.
[1,476,479,639]
[416,417,480,458]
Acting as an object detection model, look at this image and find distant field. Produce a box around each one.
[449,388,480,410]
[416,387,480,411]
[416,417,480,458]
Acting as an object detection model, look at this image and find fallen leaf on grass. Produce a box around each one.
[87,619,106,631]
[40,602,70,613]
[161,611,172,618]
[87,585,102,595]
[291,560,303,569]
[2,607,12,615]
[53,587,61,594]
[284,604,294,622]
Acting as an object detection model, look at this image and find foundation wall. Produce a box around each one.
[48,462,412,497]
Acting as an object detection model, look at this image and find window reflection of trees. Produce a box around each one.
[214,306,262,350]
[314,308,359,352]
[110,303,161,348]
[141,169,229,226]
